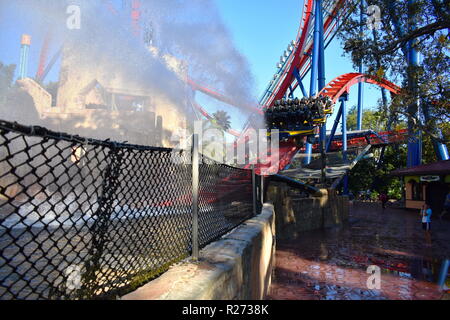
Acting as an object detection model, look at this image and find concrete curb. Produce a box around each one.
[121,204,275,300]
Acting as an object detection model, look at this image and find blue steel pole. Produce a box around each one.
[309,6,319,97]
[317,0,325,92]
[18,46,25,80]
[304,0,322,165]
[317,0,326,146]
[19,45,28,80]
[293,68,307,97]
[326,102,343,153]
[438,259,449,289]
[436,139,450,161]
[407,0,422,168]
[357,0,365,131]
[316,0,327,183]
[341,94,349,195]
[423,104,449,161]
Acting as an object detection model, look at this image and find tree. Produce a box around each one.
[346,105,387,132]
[0,62,16,105]
[345,107,408,199]
[338,0,450,144]
[212,110,231,132]
[201,110,231,162]
[348,144,407,200]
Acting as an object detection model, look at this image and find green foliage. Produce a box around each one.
[201,110,231,161]
[346,107,409,199]
[346,105,387,132]
[348,144,407,200]
[338,0,450,140]
[212,110,231,131]
[340,1,449,197]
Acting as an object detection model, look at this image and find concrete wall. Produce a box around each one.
[266,182,349,240]
[16,78,52,117]
[122,204,275,300]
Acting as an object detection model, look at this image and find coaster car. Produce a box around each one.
[265,96,333,141]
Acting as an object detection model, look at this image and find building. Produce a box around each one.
[391,160,450,212]
[11,42,190,148]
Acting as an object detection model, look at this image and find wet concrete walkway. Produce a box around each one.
[268,202,450,300]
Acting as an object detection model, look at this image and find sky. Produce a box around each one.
[0,0,386,133]
[214,0,384,131]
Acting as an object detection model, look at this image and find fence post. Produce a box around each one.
[191,134,200,262]
[438,259,449,289]
[252,165,257,216]
[260,175,264,206]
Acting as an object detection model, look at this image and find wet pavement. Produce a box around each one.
[268,202,450,300]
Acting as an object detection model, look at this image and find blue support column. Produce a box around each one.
[304,143,313,165]
[317,0,325,92]
[438,259,449,289]
[317,0,326,146]
[288,85,295,99]
[341,94,349,195]
[407,0,422,168]
[309,5,319,97]
[423,104,449,161]
[19,44,30,80]
[436,140,450,161]
[326,102,343,153]
[293,68,307,97]
[304,0,325,165]
[357,0,365,130]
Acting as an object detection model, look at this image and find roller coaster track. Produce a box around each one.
[259,0,348,108]
[319,72,401,103]
[190,0,349,136]
[251,73,405,175]
[37,0,405,171]
[305,129,409,153]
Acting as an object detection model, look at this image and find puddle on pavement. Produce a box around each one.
[269,208,450,300]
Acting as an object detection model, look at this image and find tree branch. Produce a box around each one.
[378,21,450,55]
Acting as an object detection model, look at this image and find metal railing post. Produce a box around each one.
[260,175,264,206]
[191,134,199,261]
[252,165,257,216]
[438,259,449,289]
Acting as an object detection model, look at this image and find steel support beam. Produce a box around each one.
[317,0,326,184]
[357,0,365,131]
[317,0,327,147]
[407,0,422,168]
[438,259,450,289]
[252,165,257,216]
[191,134,200,261]
[289,85,295,99]
[305,0,326,165]
[341,94,349,195]
[293,67,307,97]
[423,104,449,161]
[326,102,343,152]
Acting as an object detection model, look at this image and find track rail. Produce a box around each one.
[261,0,347,108]
[319,72,401,103]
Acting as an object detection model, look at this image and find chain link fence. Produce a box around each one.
[0,120,256,300]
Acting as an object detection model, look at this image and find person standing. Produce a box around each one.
[421,203,432,245]
[379,193,388,210]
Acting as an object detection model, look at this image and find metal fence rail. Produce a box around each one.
[0,120,255,300]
